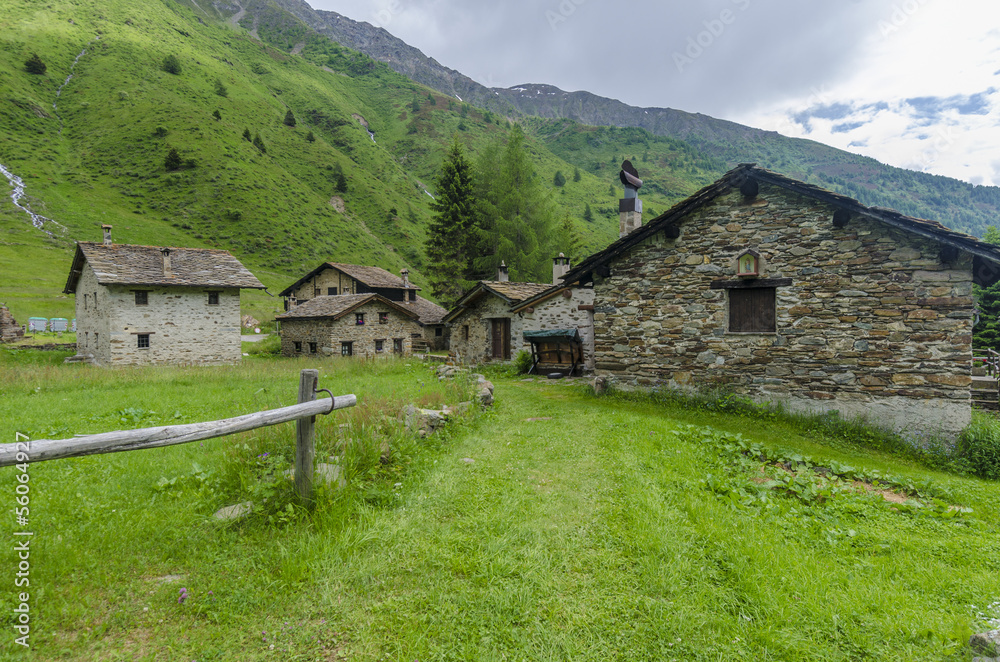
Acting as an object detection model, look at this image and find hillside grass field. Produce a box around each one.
[2,351,998,660]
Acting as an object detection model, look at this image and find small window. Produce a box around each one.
[435,327,443,337]
[355,313,365,325]
[134,291,148,306]
[294,341,302,353]
[341,341,353,356]
[208,291,220,305]
[309,342,317,354]
[462,325,469,341]
[137,333,150,349]
[314,288,321,297]
[379,312,389,325]
[84,293,88,310]
[393,338,403,354]
[375,339,385,353]
[409,291,415,302]
[327,287,338,296]
[729,288,776,333]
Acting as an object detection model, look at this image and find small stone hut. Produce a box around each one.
[559,164,1000,438]
[276,293,420,357]
[63,226,265,366]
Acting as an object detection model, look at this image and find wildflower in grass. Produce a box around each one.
[178,587,188,604]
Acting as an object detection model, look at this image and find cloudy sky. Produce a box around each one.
[308,0,1000,186]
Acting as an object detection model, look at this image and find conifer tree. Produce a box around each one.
[212,109,222,120]
[553,170,566,187]
[559,214,582,263]
[573,167,581,182]
[582,203,594,223]
[252,133,266,153]
[24,53,46,75]
[242,128,252,141]
[283,109,296,127]
[974,226,1000,349]
[306,131,315,142]
[214,79,228,97]
[469,124,557,283]
[164,148,182,171]
[335,172,348,193]
[426,136,477,306]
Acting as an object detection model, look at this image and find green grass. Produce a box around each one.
[1,358,999,660]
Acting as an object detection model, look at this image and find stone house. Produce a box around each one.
[279,262,447,350]
[275,293,420,357]
[63,226,265,366]
[0,304,24,343]
[444,263,556,363]
[558,164,1000,438]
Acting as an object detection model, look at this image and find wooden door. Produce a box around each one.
[491,318,511,360]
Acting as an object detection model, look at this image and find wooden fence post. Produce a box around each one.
[295,369,318,503]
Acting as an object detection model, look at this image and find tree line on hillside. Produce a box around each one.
[426,125,580,307]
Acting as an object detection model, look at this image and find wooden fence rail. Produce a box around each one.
[0,370,354,502]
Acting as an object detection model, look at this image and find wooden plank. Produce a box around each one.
[0,393,355,468]
[296,369,318,504]
[710,278,792,290]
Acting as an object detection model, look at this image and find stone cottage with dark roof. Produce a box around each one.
[276,293,420,358]
[559,164,1000,438]
[444,263,554,362]
[63,226,265,366]
[280,262,447,350]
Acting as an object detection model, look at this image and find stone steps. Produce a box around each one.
[972,375,1000,410]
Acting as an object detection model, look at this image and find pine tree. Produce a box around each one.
[426,137,477,306]
[974,226,1000,349]
[252,133,266,153]
[410,98,421,113]
[559,215,582,263]
[162,54,181,75]
[24,53,46,75]
[164,148,182,171]
[242,128,251,141]
[582,203,594,223]
[214,79,228,97]
[335,172,348,193]
[283,109,296,127]
[553,170,566,187]
[306,131,315,142]
[573,167,581,182]
[212,109,222,120]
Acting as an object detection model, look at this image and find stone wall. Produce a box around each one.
[279,301,416,357]
[592,184,974,437]
[518,286,596,369]
[449,294,529,364]
[290,268,361,301]
[103,283,243,366]
[74,265,112,364]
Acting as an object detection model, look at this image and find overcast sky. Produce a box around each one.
[307,0,1000,186]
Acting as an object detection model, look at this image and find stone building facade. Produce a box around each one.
[64,230,265,366]
[276,294,418,358]
[280,262,447,350]
[512,283,596,370]
[444,280,552,363]
[560,165,1000,438]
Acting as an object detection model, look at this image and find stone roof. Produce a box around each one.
[408,296,448,325]
[276,293,420,322]
[443,280,552,324]
[562,164,1000,287]
[278,262,419,297]
[64,243,265,293]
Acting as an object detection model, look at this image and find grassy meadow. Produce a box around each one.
[1,351,999,660]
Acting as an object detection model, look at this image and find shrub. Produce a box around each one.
[513,350,533,374]
[162,54,181,75]
[24,53,46,75]
[214,78,228,97]
[250,62,268,75]
[164,148,182,171]
[959,415,1000,480]
[306,131,315,142]
[153,126,168,138]
[212,109,221,120]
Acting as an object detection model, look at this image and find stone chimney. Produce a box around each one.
[102,224,113,246]
[553,253,571,285]
[160,247,172,277]
[497,261,509,282]
[618,160,643,238]
[401,268,410,288]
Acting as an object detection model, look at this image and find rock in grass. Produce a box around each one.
[971,630,1000,656]
[213,501,253,521]
[282,463,346,488]
[402,404,449,435]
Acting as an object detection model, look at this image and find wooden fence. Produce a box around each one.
[0,369,354,502]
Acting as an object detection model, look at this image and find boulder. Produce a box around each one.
[402,404,449,436]
[477,387,494,407]
[971,630,1000,657]
[213,501,253,521]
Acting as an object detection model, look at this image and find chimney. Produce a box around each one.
[553,253,571,285]
[497,261,509,282]
[102,224,113,246]
[160,247,172,277]
[400,268,409,288]
[618,160,643,238]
